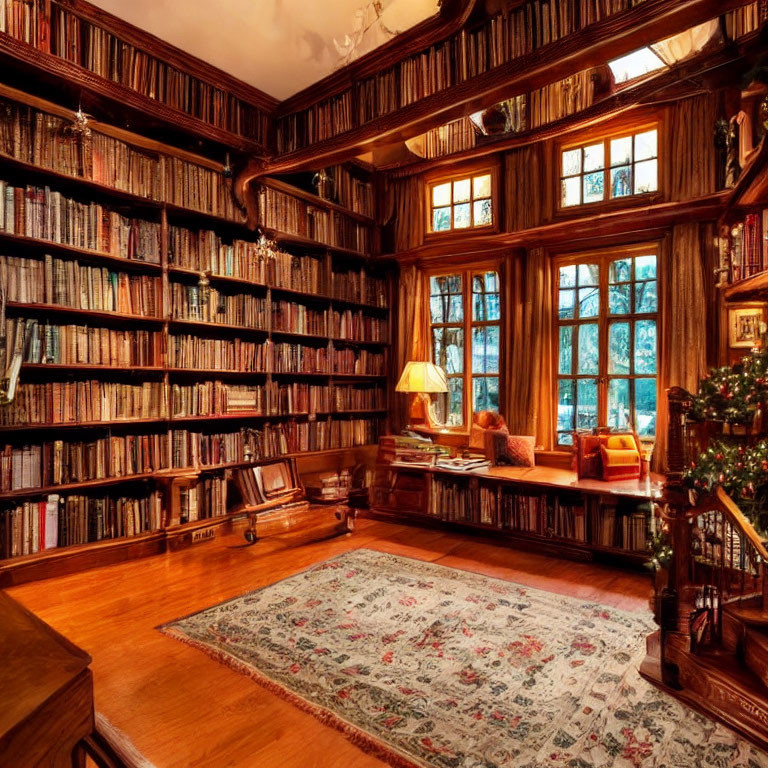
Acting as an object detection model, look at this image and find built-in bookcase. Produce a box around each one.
[0,0,274,153]
[0,86,390,582]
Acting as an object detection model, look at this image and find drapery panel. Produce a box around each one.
[654,223,714,471]
[507,247,555,449]
[394,264,427,431]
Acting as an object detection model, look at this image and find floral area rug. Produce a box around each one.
[159,549,768,768]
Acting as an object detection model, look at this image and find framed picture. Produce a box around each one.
[728,304,766,348]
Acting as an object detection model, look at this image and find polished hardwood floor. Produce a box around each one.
[8,516,653,768]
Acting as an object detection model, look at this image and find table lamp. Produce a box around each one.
[395,361,449,430]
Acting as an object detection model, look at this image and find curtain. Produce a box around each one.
[654,223,711,471]
[387,175,426,253]
[504,144,547,232]
[506,247,555,449]
[668,92,719,201]
[394,264,427,431]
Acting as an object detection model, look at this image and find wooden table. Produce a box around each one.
[0,590,94,767]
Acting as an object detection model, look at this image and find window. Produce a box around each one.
[556,250,658,446]
[560,127,658,208]
[429,269,501,427]
[429,171,494,233]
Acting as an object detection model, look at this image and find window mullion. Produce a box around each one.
[598,255,609,428]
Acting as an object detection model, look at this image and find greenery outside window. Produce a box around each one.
[555,248,658,446]
[428,171,494,233]
[560,126,659,208]
[429,269,501,427]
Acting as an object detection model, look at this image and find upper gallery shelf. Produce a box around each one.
[257,0,753,176]
[0,0,276,156]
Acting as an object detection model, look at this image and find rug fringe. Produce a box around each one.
[159,627,424,768]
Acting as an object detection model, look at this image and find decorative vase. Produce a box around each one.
[480,105,508,135]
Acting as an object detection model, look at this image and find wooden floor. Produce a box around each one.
[8,516,653,768]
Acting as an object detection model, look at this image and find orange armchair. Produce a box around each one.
[574,429,642,481]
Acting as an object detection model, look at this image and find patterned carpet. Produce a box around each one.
[159,549,768,767]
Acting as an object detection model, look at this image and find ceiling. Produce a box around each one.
[90,0,440,101]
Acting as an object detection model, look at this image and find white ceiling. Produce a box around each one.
[91,0,439,101]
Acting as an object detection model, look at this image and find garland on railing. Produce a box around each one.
[683,440,768,531]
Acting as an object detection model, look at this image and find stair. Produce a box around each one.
[722,600,768,690]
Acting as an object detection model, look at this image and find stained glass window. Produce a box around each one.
[429,172,494,233]
[561,128,659,208]
[556,252,658,446]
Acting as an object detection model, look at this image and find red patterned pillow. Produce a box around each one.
[505,435,536,467]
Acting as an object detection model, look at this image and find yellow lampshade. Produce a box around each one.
[395,361,448,393]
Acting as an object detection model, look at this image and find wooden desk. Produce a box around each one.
[0,591,94,768]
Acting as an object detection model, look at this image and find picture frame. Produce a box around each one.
[728,304,766,348]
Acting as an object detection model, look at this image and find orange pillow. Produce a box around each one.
[605,435,637,451]
[600,445,639,467]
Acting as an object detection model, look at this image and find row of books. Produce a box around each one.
[272,300,327,336]
[178,475,227,524]
[427,477,649,550]
[0,380,167,425]
[0,434,168,490]
[499,491,587,540]
[724,2,762,40]
[419,118,478,161]
[169,418,383,468]
[167,334,266,371]
[167,225,386,306]
[332,267,388,308]
[276,0,649,152]
[332,348,386,375]
[170,284,267,327]
[2,254,162,316]
[0,97,242,220]
[728,210,768,284]
[7,318,164,366]
[261,186,370,253]
[0,491,164,558]
[331,310,387,342]
[328,165,374,218]
[0,377,387,426]
[7,315,389,371]
[0,181,161,261]
[0,0,268,143]
[590,502,648,551]
[170,381,267,417]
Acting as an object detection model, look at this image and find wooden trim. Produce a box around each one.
[389,191,728,265]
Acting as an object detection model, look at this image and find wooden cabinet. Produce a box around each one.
[0,591,93,767]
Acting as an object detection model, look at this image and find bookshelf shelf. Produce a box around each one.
[263,227,369,260]
[166,368,269,377]
[0,418,168,432]
[167,267,268,291]
[167,318,269,336]
[6,302,164,325]
[21,363,166,374]
[0,473,157,501]
[263,178,376,225]
[0,231,163,273]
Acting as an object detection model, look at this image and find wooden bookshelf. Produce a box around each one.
[0,0,276,155]
[0,74,389,582]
